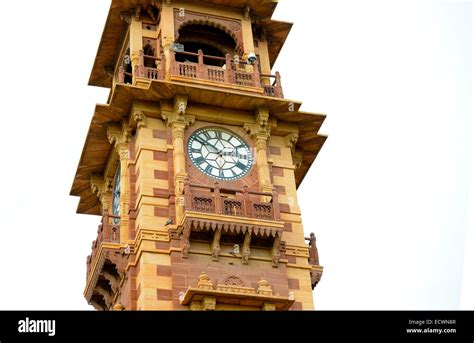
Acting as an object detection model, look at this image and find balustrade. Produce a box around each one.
[117,48,284,98]
[184,180,280,221]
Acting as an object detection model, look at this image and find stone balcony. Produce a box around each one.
[117,49,284,98]
[86,210,121,277]
[176,180,285,267]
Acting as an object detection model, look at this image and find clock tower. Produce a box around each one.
[71,0,326,311]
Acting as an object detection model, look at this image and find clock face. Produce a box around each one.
[187,127,253,181]
[112,167,121,224]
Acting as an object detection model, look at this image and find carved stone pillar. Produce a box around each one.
[172,122,187,222]
[170,121,186,177]
[107,123,132,243]
[118,143,130,243]
[162,95,195,224]
[244,107,274,194]
[129,18,144,84]
[255,133,272,193]
[160,2,175,79]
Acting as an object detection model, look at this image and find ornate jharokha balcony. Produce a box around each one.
[183,180,281,221]
[84,210,126,311]
[117,49,284,98]
[179,180,284,266]
[86,210,121,277]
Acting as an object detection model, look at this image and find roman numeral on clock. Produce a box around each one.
[204,164,214,175]
[194,157,206,165]
[236,162,247,170]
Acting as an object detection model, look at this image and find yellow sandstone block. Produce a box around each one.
[141,252,171,266]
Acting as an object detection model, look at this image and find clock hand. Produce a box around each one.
[195,137,219,153]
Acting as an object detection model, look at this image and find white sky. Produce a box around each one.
[0,0,471,310]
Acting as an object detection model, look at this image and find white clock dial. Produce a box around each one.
[187,128,253,181]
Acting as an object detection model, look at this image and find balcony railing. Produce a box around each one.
[261,72,284,98]
[170,49,264,89]
[183,180,281,221]
[86,209,120,277]
[117,48,284,98]
[117,50,166,83]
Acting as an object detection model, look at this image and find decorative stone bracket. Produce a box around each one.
[178,215,284,266]
[85,249,128,311]
[107,123,132,160]
[90,174,105,198]
[90,174,113,208]
[293,149,304,169]
[161,95,195,128]
[243,107,275,138]
[284,132,299,154]
[242,231,251,265]
[133,111,147,129]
